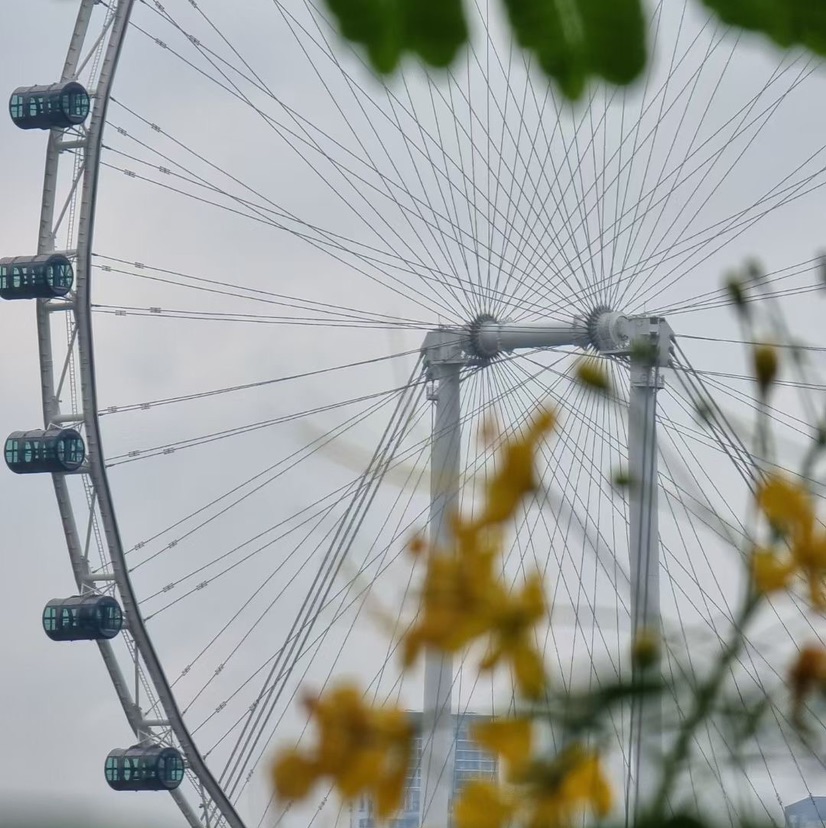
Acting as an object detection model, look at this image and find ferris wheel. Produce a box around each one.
[4,0,826,826]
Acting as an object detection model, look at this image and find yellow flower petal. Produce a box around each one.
[521,572,547,619]
[479,642,504,672]
[751,548,795,594]
[561,754,613,817]
[281,682,413,818]
[512,639,546,700]
[337,748,384,798]
[575,358,611,392]
[374,760,409,819]
[807,570,826,610]
[527,794,565,828]
[631,628,661,669]
[471,718,532,777]
[455,780,514,828]
[408,533,427,557]
[753,344,779,392]
[529,408,557,438]
[521,748,614,827]
[758,475,813,538]
[272,750,317,800]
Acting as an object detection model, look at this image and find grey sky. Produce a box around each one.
[3,1,826,826]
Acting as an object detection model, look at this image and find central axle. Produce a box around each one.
[420,306,659,375]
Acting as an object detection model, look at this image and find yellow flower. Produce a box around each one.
[575,357,611,393]
[403,542,548,697]
[483,441,537,525]
[455,780,515,828]
[272,683,413,819]
[756,476,826,608]
[753,344,779,393]
[272,750,316,799]
[402,530,500,666]
[555,752,613,819]
[561,753,613,815]
[470,724,612,828]
[789,645,826,725]
[374,761,409,820]
[476,409,556,529]
[480,573,548,699]
[521,748,613,828]
[751,547,795,595]
[472,717,533,780]
[407,533,427,557]
[403,408,554,685]
[631,628,660,670]
[758,475,813,540]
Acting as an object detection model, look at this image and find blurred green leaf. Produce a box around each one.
[576,0,647,86]
[322,0,466,74]
[323,0,647,98]
[634,815,710,828]
[537,678,664,737]
[700,0,826,56]
[324,0,403,73]
[500,0,647,99]
[321,0,826,101]
[500,0,585,98]
[401,0,468,67]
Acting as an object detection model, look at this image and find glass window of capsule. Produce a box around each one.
[8,82,90,130]
[9,94,23,121]
[0,255,73,299]
[61,86,89,121]
[42,595,123,641]
[56,432,85,467]
[105,746,185,791]
[4,428,86,474]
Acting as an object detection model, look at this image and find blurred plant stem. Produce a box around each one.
[650,593,760,818]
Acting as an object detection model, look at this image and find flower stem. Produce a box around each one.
[649,592,760,818]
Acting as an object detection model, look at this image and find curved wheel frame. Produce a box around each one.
[32,1,242,825]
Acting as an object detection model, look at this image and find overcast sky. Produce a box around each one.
[3,1,826,827]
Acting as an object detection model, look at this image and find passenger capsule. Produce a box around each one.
[42,595,123,641]
[4,428,85,474]
[105,745,185,791]
[0,255,73,300]
[9,82,90,130]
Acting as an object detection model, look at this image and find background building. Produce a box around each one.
[351,712,498,828]
[786,797,826,828]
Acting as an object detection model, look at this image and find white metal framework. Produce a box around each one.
[419,313,671,826]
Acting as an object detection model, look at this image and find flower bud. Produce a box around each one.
[725,276,747,314]
[575,357,611,393]
[753,344,778,394]
[631,628,660,670]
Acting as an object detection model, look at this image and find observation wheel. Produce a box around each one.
[4,1,826,826]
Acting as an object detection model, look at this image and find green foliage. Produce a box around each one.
[700,0,826,56]
[634,815,707,828]
[323,0,467,74]
[536,678,664,739]
[402,0,468,68]
[324,0,646,98]
[502,0,646,100]
[499,0,582,97]
[573,0,648,86]
[322,0,826,101]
